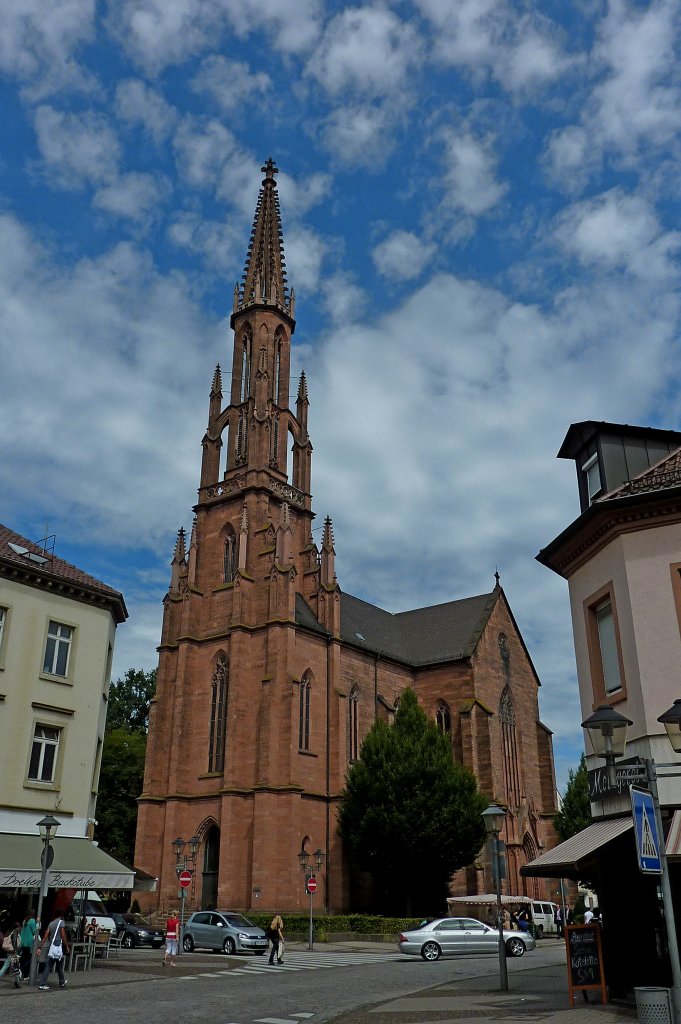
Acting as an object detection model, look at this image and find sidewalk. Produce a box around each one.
[329,958,637,1024]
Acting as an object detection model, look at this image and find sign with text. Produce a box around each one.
[565,925,607,1006]
[588,757,647,799]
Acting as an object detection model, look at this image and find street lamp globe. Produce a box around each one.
[481,803,505,836]
[581,705,632,759]
[37,814,60,841]
[658,699,681,754]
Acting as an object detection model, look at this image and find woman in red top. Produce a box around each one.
[163,914,180,966]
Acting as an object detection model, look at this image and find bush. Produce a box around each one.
[247,913,422,935]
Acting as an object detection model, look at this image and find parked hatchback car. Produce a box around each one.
[182,911,268,955]
[115,913,165,949]
[398,917,535,961]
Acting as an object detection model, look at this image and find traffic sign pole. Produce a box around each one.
[305,875,317,949]
[645,761,681,1024]
[177,868,193,956]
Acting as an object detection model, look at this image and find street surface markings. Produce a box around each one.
[256,1017,308,1023]
[291,1014,315,1017]
[177,949,400,980]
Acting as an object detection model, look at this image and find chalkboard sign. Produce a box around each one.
[565,924,607,1006]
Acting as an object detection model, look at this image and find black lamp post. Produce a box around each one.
[582,700,681,1024]
[172,835,200,954]
[481,803,508,992]
[29,814,60,987]
[298,847,325,950]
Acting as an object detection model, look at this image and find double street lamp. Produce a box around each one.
[582,700,681,1024]
[29,814,60,987]
[481,803,508,992]
[298,847,325,950]
[172,835,200,954]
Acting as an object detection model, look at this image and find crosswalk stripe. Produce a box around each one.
[291,1015,315,1018]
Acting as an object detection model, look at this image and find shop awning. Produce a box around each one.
[520,817,633,879]
[0,834,135,890]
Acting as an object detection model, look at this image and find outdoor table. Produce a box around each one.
[67,941,93,972]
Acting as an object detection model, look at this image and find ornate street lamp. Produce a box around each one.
[171,835,201,955]
[29,815,60,987]
[581,705,632,787]
[481,803,508,992]
[298,846,325,950]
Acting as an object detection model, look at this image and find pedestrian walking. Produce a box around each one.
[163,912,180,966]
[268,913,284,964]
[37,915,69,990]
[19,913,36,980]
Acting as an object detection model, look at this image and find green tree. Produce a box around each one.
[94,667,156,862]
[554,754,592,842]
[338,688,488,915]
[94,728,147,862]
[106,668,156,733]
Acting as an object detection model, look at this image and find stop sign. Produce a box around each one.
[306,875,317,893]
[178,869,192,889]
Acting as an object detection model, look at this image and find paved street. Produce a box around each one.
[0,939,628,1024]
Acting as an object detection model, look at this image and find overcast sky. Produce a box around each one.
[3,0,681,794]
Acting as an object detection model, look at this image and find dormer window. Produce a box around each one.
[582,452,602,504]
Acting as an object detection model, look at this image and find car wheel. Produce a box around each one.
[183,935,194,952]
[537,925,544,939]
[122,933,135,949]
[506,937,526,958]
[420,942,441,962]
[223,937,236,955]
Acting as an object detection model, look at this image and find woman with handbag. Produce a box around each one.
[37,916,70,990]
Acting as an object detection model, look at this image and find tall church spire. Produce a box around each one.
[232,158,294,324]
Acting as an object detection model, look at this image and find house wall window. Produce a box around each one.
[208,655,229,773]
[299,672,311,750]
[349,686,359,760]
[28,725,60,783]
[584,583,626,703]
[582,452,602,504]
[43,621,73,677]
[436,700,451,735]
[223,531,237,583]
[670,563,681,641]
[0,606,7,669]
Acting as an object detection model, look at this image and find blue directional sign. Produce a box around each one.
[631,786,662,875]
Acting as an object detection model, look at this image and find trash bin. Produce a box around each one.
[635,986,672,1024]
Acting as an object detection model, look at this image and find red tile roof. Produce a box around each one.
[600,446,681,500]
[0,524,127,622]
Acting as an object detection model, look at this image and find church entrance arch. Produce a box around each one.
[202,826,220,909]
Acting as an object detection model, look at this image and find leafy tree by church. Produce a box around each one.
[338,688,488,915]
[94,668,156,862]
[554,754,592,843]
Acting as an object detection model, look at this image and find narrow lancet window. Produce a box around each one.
[349,686,359,760]
[208,655,229,773]
[299,672,311,750]
[436,700,451,735]
[223,530,237,583]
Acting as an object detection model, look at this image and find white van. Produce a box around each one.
[529,900,559,937]
[64,890,118,939]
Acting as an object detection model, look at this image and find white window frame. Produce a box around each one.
[43,620,74,678]
[0,605,8,670]
[594,598,622,695]
[28,724,61,784]
[582,452,602,504]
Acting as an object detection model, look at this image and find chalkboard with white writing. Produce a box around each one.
[565,924,607,1006]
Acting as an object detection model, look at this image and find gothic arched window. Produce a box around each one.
[240,330,252,403]
[274,331,283,404]
[349,686,359,760]
[436,700,451,735]
[499,686,521,808]
[223,529,237,583]
[208,654,229,773]
[299,672,311,750]
[270,414,279,467]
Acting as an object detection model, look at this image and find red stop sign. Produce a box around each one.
[178,869,192,889]
[306,875,317,893]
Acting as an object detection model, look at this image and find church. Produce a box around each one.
[135,159,558,915]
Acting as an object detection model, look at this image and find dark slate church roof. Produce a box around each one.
[296,589,498,667]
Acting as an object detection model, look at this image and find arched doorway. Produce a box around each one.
[202,827,220,909]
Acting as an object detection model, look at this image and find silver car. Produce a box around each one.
[182,911,268,955]
[398,917,535,961]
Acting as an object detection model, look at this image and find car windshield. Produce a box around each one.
[223,914,253,928]
[126,915,152,926]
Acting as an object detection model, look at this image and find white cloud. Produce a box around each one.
[320,104,399,168]
[554,189,681,282]
[0,0,96,96]
[167,211,243,272]
[321,272,368,325]
[217,0,323,54]
[372,230,435,281]
[307,7,422,99]
[94,172,171,222]
[33,106,121,188]
[440,128,508,216]
[172,116,240,190]
[285,226,327,294]
[115,79,178,144]
[191,55,271,112]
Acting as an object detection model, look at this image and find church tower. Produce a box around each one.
[135,159,558,917]
[135,159,342,915]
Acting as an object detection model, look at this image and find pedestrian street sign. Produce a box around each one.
[631,786,662,875]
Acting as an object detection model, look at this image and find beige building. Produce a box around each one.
[0,523,132,890]
[525,420,681,999]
